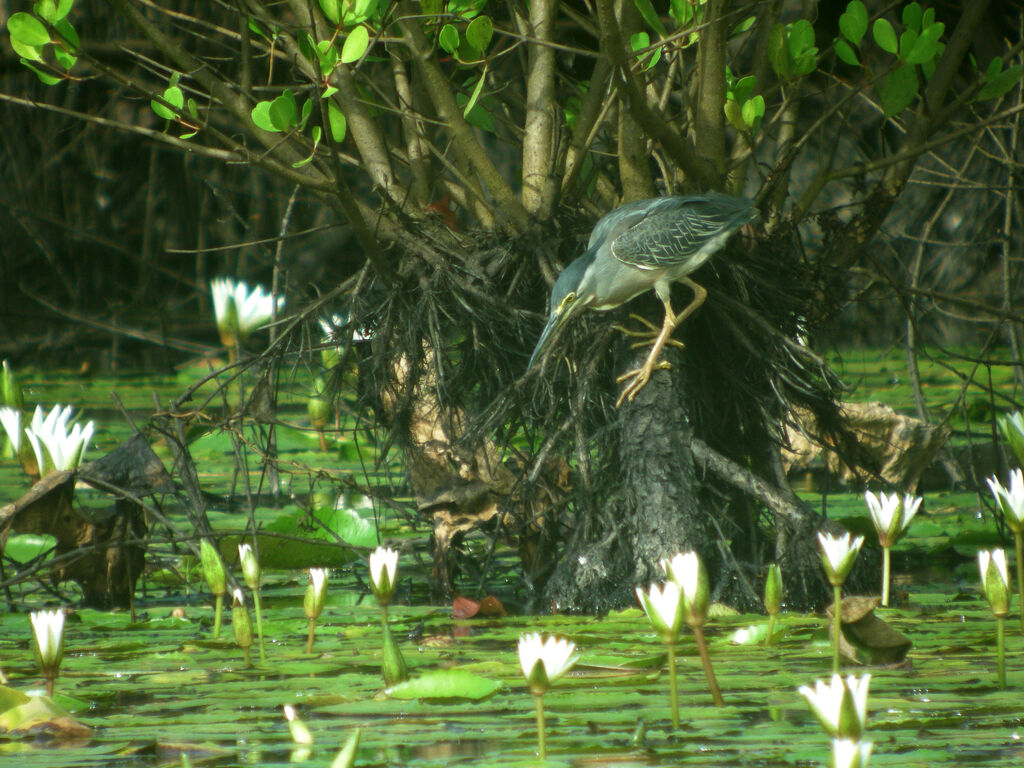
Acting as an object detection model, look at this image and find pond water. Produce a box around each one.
[1,353,1021,766]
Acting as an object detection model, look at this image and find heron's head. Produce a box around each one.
[528,249,597,370]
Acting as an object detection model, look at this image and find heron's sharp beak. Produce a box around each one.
[528,311,563,371]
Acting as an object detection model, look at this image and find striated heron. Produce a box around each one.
[529,193,757,405]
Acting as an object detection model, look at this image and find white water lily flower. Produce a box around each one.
[987,470,1024,533]
[798,673,870,738]
[636,581,684,642]
[369,546,399,605]
[210,277,284,343]
[24,404,94,474]
[979,548,1010,617]
[0,406,22,453]
[304,567,329,619]
[518,632,579,695]
[865,491,922,547]
[817,531,864,586]
[30,609,66,670]
[662,550,710,626]
[832,738,873,768]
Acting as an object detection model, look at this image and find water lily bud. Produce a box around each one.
[381,621,408,686]
[283,704,314,745]
[663,551,710,627]
[979,548,1010,617]
[232,589,253,649]
[304,568,328,619]
[1,360,23,409]
[200,538,227,597]
[764,563,783,616]
[211,278,284,345]
[832,738,873,768]
[998,411,1024,468]
[238,543,260,591]
[817,531,864,586]
[308,378,332,429]
[517,632,579,697]
[987,470,1024,534]
[369,547,399,606]
[636,581,684,643]
[30,609,65,673]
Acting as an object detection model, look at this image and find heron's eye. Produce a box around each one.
[558,292,576,313]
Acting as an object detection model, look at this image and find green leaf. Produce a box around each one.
[151,85,184,120]
[731,15,755,36]
[340,25,369,64]
[21,59,60,84]
[327,101,347,141]
[880,63,918,116]
[741,93,764,130]
[54,18,78,51]
[300,97,313,129]
[269,90,299,130]
[343,0,378,25]
[292,126,321,168]
[630,31,649,53]
[838,1,867,46]
[316,40,339,77]
[669,0,693,26]
[733,75,756,103]
[723,99,745,131]
[787,19,814,58]
[835,38,859,66]
[438,23,459,54]
[386,669,503,701]
[322,84,339,99]
[633,0,667,37]
[898,29,918,62]
[767,23,791,79]
[464,15,492,54]
[318,0,341,25]
[922,7,935,29]
[12,38,45,62]
[186,98,198,118]
[976,64,1023,102]
[904,22,943,65]
[463,69,486,117]
[8,12,50,46]
[873,18,898,55]
[902,2,922,34]
[251,100,279,132]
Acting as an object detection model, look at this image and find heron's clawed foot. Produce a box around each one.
[615,358,672,407]
[613,315,686,351]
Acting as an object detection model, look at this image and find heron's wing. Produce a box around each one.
[610,196,754,269]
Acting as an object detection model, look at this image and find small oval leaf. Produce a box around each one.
[340,25,369,64]
[873,18,898,55]
[9,12,51,47]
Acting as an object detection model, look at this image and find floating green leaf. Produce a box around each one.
[838,1,867,46]
[873,18,898,54]
[386,669,503,701]
[340,25,369,64]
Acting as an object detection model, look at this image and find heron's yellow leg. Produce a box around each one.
[615,279,707,407]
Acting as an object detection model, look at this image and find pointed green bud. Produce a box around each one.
[381,621,408,686]
[308,377,332,429]
[200,538,227,596]
[283,704,314,745]
[979,548,1010,617]
[238,543,260,591]
[331,728,361,768]
[1,360,23,409]
[765,563,783,616]
[232,589,254,649]
[998,411,1024,468]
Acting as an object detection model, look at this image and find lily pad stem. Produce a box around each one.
[765,613,776,646]
[997,614,1006,689]
[692,624,724,707]
[667,643,680,727]
[1015,530,1024,634]
[213,593,223,640]
[881,545,891,607]
[253,589,267,664]
[832,583,842,674]
[306,617,317,654]
[534,693,547,760]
